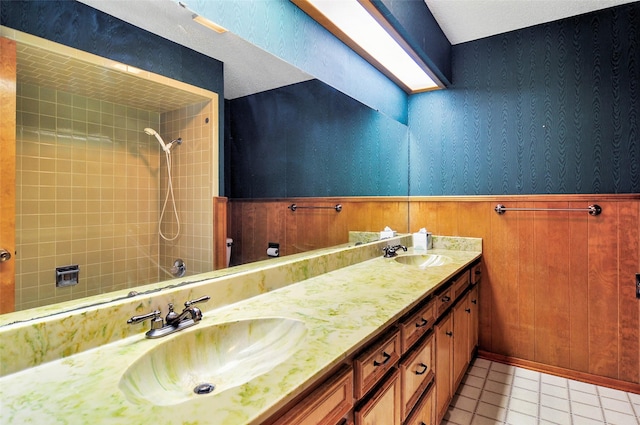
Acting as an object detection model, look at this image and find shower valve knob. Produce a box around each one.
[0,249,11,262]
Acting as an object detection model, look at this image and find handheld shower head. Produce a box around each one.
[143,128,169,152]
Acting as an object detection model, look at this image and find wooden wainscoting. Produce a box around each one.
[227,194,640,389]
[409,195,640,390]
[227,197,409,265]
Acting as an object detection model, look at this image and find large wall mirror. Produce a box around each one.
[0,0,410,321]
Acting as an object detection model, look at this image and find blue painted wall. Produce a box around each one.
[409,2,640,195]
[190,0,409,124]
[227,79,409,197]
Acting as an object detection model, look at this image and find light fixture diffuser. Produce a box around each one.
[292,0,441,92]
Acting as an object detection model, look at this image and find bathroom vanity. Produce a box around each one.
[0,236,481,425]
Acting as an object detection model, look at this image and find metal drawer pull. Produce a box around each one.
[415,363,428,375]
[415,318,429,328]
[472,299,477,304]
[441,296,451,303]
[465,308,471,313]
[373,351,392,366]
[446,331,453,337]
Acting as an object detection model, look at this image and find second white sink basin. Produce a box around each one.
[119,317,307,406]
[395,254,452,269]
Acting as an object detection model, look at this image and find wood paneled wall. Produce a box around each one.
[229,195,640,390]
[227,198,409,265]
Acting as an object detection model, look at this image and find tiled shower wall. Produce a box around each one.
[158,101,214,280]
[15,83,213,311]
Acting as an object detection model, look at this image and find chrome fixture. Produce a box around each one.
[494,204,602,216]
[127,295,210,339]
[0,249,12,262]
[288,203,342,212]
[170,258,186,277]
[382,244,407,258]
[143,128,182,241]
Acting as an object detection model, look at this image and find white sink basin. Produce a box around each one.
[394,254,452,269]
[119,317,307,406]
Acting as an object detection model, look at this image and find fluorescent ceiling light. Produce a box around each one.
[293,0,441,92]
[192,14,228,34]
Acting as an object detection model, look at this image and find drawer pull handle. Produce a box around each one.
[441,296,451,303]
[415,318,429,328]
[415,363,428,375]
[472,299,477,304]
[373,351,392,367]
[446,331,453,337]
[465,308,471,313]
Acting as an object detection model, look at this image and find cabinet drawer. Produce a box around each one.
[404,384,435,425]
[274,366,353,425]
[452,270,470,300]
[400,299,435,354]
[435,286,453,318]
[354,329,401,399]
[400,333,435,420]
[355,368,401,425]
[471,262,482,285]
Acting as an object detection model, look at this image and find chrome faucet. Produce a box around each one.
[127,295,210,339]
[382,244,407,258]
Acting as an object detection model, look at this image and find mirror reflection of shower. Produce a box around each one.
[144,128,182,241]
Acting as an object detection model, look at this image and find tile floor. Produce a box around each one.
[442,358,640,425]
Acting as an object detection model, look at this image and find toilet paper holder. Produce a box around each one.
[267,242,280,257]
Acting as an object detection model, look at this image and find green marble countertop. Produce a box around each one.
[0,244,480,425]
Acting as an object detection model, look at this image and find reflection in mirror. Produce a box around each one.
[8,31,219,312]
[1,2,411,320]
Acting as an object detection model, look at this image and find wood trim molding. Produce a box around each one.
[0,37,17,314]
[213,197,228,270]
[478,350,640,395]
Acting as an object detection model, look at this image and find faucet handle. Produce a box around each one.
[184,295,211,308]
[127,309,164,330]
[165,303,179,323]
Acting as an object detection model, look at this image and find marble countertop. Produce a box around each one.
[0,246,480,425]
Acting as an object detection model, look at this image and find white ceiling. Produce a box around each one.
[78,0,638,98]
[425,0,639,45]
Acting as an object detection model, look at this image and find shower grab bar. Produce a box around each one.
[494,204,602,216]
[288,203,342,212]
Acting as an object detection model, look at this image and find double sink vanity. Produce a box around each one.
[0,235,481,424]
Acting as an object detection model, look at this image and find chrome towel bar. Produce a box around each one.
[288,203,342,212]
[494,204,602,216]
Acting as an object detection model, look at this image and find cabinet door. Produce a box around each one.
[435,313,453,423]
[273,366,353,425]
[469,284,479,358]
[452,294,470,390]
[404,385,435,425]
[400,333,434,420]
[355,369,402,425]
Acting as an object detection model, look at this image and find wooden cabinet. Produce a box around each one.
[269,260,481,425]
[435,285,453,318]
[354,329,401,399]
[400,333,435,420]
[399,299,435,354]
[273,366,353,425]
[468,284,479,359]
[435,312,453,423]
[355,369,402,425]
[404,384,435,425]
[452,270,470,301]
[453,294,471,390]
